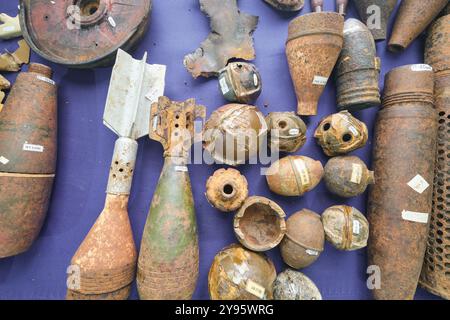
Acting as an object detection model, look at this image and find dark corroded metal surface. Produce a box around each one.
[420,14,450,300]
[19,0,151,68]
[0,63,57,258]
[264,0,304,11]
[208,244,276,300]
[353,0,397,41]
[388,0,447,52]
[368,64,438,300]
[266,112,307,153]
[336,18,380,111]
[286,12,344,115]
[184,0,259,78]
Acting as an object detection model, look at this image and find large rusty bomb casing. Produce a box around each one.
[280,209,325,269]
[368,64,438,300]
[336,18,380,111]
[420,14,450,300]
[273,269,322,300]
[18,0,151,68]
[353,0,397,41]
[0,63,56,258]
[208,244,276,300]
[286,12,344,116]
[266,112,307,153]
[388,0,448,52]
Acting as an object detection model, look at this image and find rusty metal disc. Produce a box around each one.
[19,0,151,68]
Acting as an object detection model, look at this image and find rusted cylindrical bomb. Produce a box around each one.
[336,0,348,16]
[368,65,438,300]
[0,63,57,258]
[234,196,286,252]
[266,112,307,153]
[266,156,324,197]
[273,269,322,300]
[336,18,381,111]
[208,244,277,300]
[314,111,368,157]
[280,209,325,269]
[205,168,249,212]
[218,62,262,104]
[203,104,268,166]
[353,0,397,41]
[324,156,374,198]
[286,12,344,116]
[264,0,304,11]
[388,0,448,52]
[322,205,369,251]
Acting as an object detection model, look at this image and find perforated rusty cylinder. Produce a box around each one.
[420,14,450,300]
[208,244,277,300]
[218,62,262,104]
[234,196,286,252]
[264,0,304,11]
[388,0,448,52]
[273,269,322,300]
[286,11,344,116]
[0,63,56,258]
[280,209,325,269]
[353,0,397,41]
[266,112,307,153]
[336,18,380,111]
[266,155,324,197]
[324,156,374,198]
[368,64,438,300]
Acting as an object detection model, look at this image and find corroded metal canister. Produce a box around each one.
[286,12,344,116]
[0,63,57,258]
[19,0,151,68]
[368,64,438,300]
[420,14,450,300]
[218,62,262,104]
[353,0,397,41]
[388,0,448,52]
[336,18,380,111]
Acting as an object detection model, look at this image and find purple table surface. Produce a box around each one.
[0,0,442,300]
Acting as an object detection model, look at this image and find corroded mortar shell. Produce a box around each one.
[266,155,324,197]
[203,104,268,166]
[368,64,437,300]
[234,196,287,252]
[0,63,57,258]
[336,18,381,111]
[265,0,305,11]
[324,156,374,198]
[273,269,322,300]
[218,62,262,104]
[322,205,369,251]
[286,12,344,116]
[205,168,248,212]
[353,0,397,41]
[314,111,368,157]
[208,244,277,300]
[280,209,325,269]
[388,0,448,52]
[266,112,307,153]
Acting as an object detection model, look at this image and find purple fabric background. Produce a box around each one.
[0,0,441,300]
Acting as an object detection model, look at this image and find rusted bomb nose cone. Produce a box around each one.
[286,12,344,116]
[353,0,397,41]
[388,0,448,52]
[0,63,57,258]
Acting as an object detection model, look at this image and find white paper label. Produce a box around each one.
[175,165,188,172]
[289,128,300,136]
[350,163,363,184]
[407,174,430,194]
[401,210,429,224]
[246,280,266,299]
[23,142,44,153]
[37,75,55,86]
[108,16,117,28]
[306,249,319,256]
[294,159,310,187]
[348,126,359,136]
[219,77,229,94]
[353,220,361,235]
[0,156,9,165]
[253,73,259,87]
[411,64,432,72]
[312,76,328,86]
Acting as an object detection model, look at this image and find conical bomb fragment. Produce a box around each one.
[0,63,57,258]
[353,0,397,41]
[66,50,166,300]
[286,8,344,115]
[137,97,206,300]
[388,0,447,52]
[336,18,381,111]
